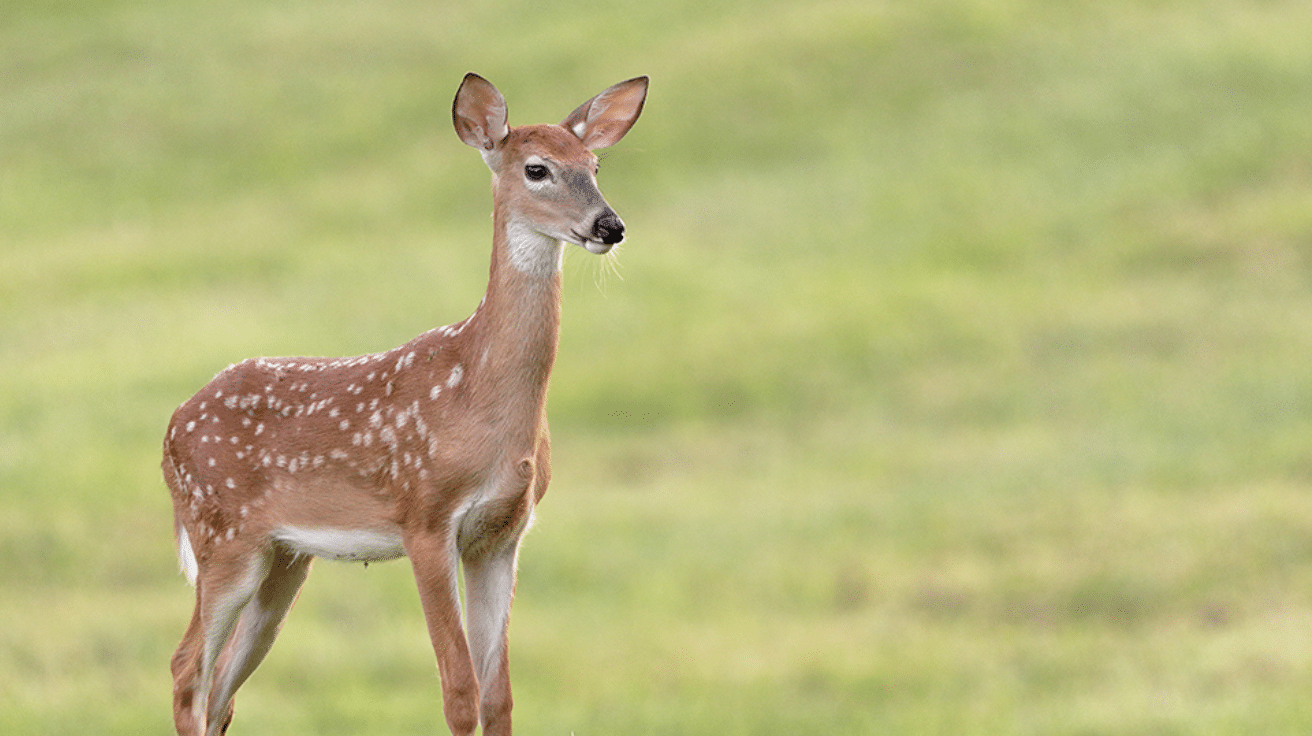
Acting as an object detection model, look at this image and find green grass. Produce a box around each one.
[5,0,1312,733]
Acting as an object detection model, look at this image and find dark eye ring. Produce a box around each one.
[525,164,549,182]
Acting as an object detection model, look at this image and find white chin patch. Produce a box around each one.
[583,240,613,255]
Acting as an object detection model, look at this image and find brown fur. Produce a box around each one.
[163,73,647,736]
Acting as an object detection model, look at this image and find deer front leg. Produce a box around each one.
[463,542,521,736]
[406,529,480,736]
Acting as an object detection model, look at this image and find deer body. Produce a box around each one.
[163,73,647,736]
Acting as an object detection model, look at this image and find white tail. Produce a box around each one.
[163,72,648,736]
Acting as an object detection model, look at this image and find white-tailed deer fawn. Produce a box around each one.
[163,73,648,736]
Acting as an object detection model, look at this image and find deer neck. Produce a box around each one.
[459,207,564,410]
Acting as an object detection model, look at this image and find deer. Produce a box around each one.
[161,72,648,736]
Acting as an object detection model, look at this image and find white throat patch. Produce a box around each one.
[505,219,565,277]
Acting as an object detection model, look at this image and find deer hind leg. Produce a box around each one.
[463,541,522,736]
[172,588,207,736]
[207,546,313,735]
[171,545,272,736]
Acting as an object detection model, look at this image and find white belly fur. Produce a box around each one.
[273,526,406,562]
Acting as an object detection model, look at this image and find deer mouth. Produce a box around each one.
[571,230,615,255]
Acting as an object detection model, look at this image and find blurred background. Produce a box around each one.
[4,0,1312,733]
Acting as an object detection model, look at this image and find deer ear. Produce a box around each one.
[561,76,648,150]
[453,73,509,151]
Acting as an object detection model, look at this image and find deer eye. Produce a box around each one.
[524,164,550,182]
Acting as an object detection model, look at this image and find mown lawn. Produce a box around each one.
[3,0,1312,733]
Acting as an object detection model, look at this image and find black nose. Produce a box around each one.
[592,210,625,245]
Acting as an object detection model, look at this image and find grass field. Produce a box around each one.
[4,0,1312,733]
